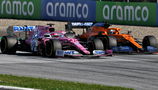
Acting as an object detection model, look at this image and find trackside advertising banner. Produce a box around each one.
[96,2,157,26]
[41,0,96,21]
[0,0,40,19]
[156,4,158,26]
[0,0,158,27]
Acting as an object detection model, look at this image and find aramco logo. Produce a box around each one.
[103,5,149,22]
[46,2,89,18]
[0,0,34,16]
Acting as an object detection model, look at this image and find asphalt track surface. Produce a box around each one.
[0,51,158,90]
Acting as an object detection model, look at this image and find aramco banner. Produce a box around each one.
[0,0,158,26]
[0,0,40,19]
[96,2,157,26]
[41,0,96,21]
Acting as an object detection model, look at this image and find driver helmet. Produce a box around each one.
[109,29,115,34]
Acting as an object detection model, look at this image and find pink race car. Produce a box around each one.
[0,24,112,57]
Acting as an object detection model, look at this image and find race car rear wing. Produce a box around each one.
[13,26,36,32]
[6,26,36,39]
[65,22,93,32]
[71,22,93,28]
[65,22,111,30]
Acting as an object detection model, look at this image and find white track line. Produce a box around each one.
[57,57,138,62]
[0,85,40,90]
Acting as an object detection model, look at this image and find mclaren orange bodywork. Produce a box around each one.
[79,24,143,49]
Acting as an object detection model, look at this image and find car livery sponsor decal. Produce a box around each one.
[71,22,93,27]
[93,50,105,55]
[56,50,80,56]
[13,26,36,32]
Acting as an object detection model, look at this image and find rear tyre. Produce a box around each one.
[45,40,62,57]
[0,36,17,54]
[142,35,157,48]
[108,36,117,49]
[38,43,45,56]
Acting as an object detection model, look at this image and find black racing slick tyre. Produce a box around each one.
[93,38,104,50]
[142,35,157,48]
[45,40,62,57]
[0,36,17,54]
[89,38,104,51]
[102,36,117,49]
[38,43,45,56]
[108,36,117,48]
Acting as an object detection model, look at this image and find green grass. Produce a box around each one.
[0,74,134,90]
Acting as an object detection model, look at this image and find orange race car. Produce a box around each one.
[71,22,158,53]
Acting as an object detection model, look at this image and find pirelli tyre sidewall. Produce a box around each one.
[88,38,104,54]
[143,35,158,49]
[108,36,117,49]
[93,38,104,50]
[45,39,62,57]
[0,36,17,54]
[102,36,117,50]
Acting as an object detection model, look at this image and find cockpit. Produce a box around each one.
[44,32,64,38]
[108,29,116,34]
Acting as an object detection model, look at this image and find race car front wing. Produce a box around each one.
[55,50,112,57]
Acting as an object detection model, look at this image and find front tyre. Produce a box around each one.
[143,35,157,49]
[93,38,104,50]
[45,40,62,57]
[88,38,104,54]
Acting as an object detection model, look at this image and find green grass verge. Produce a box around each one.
[0,74,134,90]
